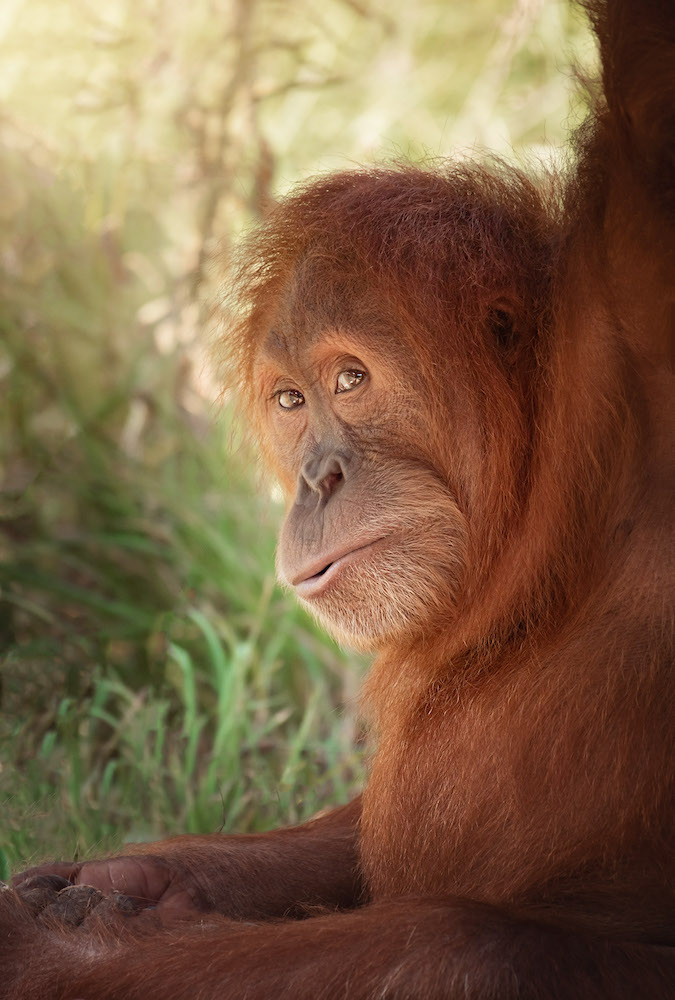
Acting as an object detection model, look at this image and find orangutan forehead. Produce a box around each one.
[260,326,308,369]
[259,272,395,369]
[260,324,358,370]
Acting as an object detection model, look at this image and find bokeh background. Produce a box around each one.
[0,0,594,874]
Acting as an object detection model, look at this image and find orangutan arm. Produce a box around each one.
[12,798,363,920]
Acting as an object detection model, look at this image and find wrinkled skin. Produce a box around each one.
[264,328,469,648]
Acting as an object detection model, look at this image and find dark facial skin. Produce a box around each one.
[256,324,469,650]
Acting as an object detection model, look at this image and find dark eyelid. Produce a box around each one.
[337,355,367,371]
[270,382,301,398]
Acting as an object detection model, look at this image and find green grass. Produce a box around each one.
[0,148,365,872]
[0,396,366,869]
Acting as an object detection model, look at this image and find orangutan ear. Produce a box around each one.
[488,298,519,352]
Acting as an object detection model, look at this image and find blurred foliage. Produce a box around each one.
[0,0,593,870]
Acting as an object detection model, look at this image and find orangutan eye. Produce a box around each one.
[335,369,366,394]
[277,389,305,409]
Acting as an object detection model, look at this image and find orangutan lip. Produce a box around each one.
[292,536,386,597]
